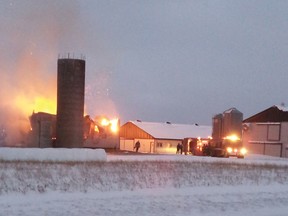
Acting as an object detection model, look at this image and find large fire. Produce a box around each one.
[33,97,57,114]
[13,94,56,117]
[99,117,119,133]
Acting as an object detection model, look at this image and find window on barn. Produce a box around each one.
[267,124,280,141]
[157,142,162,147]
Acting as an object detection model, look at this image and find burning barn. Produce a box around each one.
[3,56,119,149]
[29,112,56,148]
[28,112,120,149]
[27,56,120,149]
[83,115,120,149]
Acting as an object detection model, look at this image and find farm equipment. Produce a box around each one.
[186,108,248,158]
[185,135,247,158]
[205,135,247,158]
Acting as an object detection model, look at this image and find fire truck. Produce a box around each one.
[204,135,247,158]
[184,135,247,158]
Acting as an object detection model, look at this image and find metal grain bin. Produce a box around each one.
[223,108,243,138]
[212,113,223,141]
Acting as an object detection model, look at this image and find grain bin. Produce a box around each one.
[212,113,223,141]
[222,108,243,138]
[56,57,85,148]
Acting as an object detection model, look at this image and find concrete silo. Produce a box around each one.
[56,57,85,148]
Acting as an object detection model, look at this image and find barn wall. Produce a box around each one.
[120,137,182,154]
[120,138,154,153]
[280,123,288,157]
[242,122,288,157]
[154,139,182,154]
[120,138,134,152]
[265,144,282,157]
[120,122,155,153]
[29,112,56,148]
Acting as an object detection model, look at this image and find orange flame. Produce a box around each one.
[98,117,119,133]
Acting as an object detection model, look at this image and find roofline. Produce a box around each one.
[155,138,183,141]
[129,120,209,127]
[243,105,276,122]
[129,121,155,139]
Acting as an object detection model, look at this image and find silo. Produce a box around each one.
[56,57,85,148]
[223,108,243,138]
[212,113,223,141]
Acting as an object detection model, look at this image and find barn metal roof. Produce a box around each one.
[130,121,212,140]
[243,105,288,123]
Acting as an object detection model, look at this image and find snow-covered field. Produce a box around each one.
[1,148,288,216]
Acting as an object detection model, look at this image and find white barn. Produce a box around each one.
[242,105,288,158]
[120,121,212,154]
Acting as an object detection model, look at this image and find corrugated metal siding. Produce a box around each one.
[120,122,154,139]
[248,142,282,157]
[242,122,284,157]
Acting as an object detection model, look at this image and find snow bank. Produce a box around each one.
[1,157,288,195]
[1,149,288,195]
[108,153,288,166]
[0,148,107,162]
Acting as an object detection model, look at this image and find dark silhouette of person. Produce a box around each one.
[180,142,183,154]
[176,143,181,154]
[134,140,140,152]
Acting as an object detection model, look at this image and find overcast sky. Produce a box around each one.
[1,0,288,126]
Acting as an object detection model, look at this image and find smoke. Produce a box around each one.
[85,71,119,120]
[0,0,81,145]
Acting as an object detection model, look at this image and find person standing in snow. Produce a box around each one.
[134,140,140,153]
[180,142,183,154]
[176,143,181,154]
